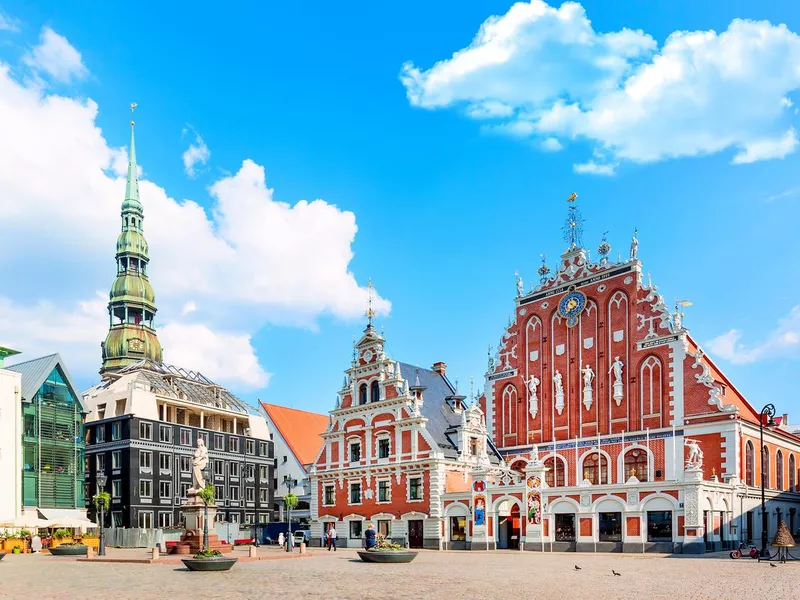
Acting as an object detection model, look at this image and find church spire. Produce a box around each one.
[124,104,140,206]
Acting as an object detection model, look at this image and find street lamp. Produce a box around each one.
[96,474,107,556]
[202,465,212,552]
[283,476,297,553]
[759,403,776,558]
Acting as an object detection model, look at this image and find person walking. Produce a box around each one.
[328,525,337,551]
[365,523,377,550]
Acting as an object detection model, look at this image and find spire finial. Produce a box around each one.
[365,279,376,327]
[562,192,584,250]
[125,103,140,205]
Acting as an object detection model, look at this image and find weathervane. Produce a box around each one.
[365,279,376,327]
[130,102,137,126]
[562,192,584,250]
[674,299,692,331]
[537,253,551,284]
[597,231,611,265]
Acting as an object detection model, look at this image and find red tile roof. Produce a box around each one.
[260,402,328,467]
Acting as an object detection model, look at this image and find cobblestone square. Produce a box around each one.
[0,548,794,600]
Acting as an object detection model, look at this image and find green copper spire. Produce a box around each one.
[101,106,162,375]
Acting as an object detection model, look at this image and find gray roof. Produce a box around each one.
[6,353,87,412]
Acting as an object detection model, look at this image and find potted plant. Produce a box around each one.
[49,529,86,555]
[2,531,25,554]
[181,484,237,572]
[357,536,419,563]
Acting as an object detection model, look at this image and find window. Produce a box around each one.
[349,520,363,538]
[350,442,361,462]
[180,483,190,499]
[159,425,171,443]
[246,440,255,455]
[378,438,390,459]
[111,422,121,441]
[230,486,240,501]
[214,434,224,450]
[370,380,380,403]
[359,384,368,405]
[96,454,106,472]
[198,431,209,447]
[138,511,153,529]
[260,489,268,503]
[180,456,191,474]
[324,485,335,506]
[140,480,152,498]
[777,450,785,491]
[230,437,240,453]
[555,514,575,541]
[378,480,390,502]
[763,445,771,489]
[378,520,391,539]
[350,482,362,504]
[409,477,422,501]
[158,512,173,528]
[97,405,106,420]
[112,512,123,527]
[245,464,255,479]
[96,425,106,443]
[180,429,191,446]
[159,453,171,473]
[245,513,255,525]
[502,385,518,436]
[470,438,478,456]
[230,462,240,478]
[229,513,239,524]
[112,451,121,470]
[139,450,152,472]
[790,455,796,491]
[745,441,755,486]
[112,479,121,498]
[215,485,224,500]
[647,511,673,542]
[599,512,622,542]
[624,449,649,482]
[159,481,171,499]
[259,465,268,480]
[259,442,267,456]
[258,513,269,523]
[582,454,609,485]
[139,421,152,440]
[450,516,466,541]
[214,460,224,477]
[544,457,566,487]
[246,488,255,502]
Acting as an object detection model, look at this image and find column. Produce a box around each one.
[523,460,547,551]
[682,466,705,554]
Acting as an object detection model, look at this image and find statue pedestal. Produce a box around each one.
[682,466,705,554]
[173,494,232,555]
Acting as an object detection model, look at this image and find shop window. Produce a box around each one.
[647,511,673,542]
[378,520,392,538]
[555,514,575,541]
[599,512,622,542]
[450,516,466,541]
[349,521,363,539]
[544,457,566,487]
[624,449,649,481]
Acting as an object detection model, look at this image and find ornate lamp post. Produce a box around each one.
[283,476,297,553]
[760,403,776,558]
[96,474,107,556]
[202,465,212,551]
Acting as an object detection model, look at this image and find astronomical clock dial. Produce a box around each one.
[128,338,145,353]
[362,349,374,363]
[558,286,587,327]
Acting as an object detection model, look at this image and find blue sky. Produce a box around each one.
[0,1,799,420]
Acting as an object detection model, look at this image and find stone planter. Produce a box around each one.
[49,545,88,556]
[0,552,6,561]
[357,550,418,563]
[181,557,238,571]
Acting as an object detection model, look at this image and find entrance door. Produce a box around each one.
[408,520,424,549]
[509,504,520,550]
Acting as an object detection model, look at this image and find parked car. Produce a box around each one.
[293,530,310,545]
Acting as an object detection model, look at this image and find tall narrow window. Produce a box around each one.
[790,454,796,491]
[745,441,755,486]
[358,384,368,405]
[544,457,566,487]
[502,385,517,436]
[370,381,380,403]
[583,454,609,485]
[777,450,784,491]
[763,445,771,489]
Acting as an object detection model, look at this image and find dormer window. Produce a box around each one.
[359,384,368,405]
[370,381,380,403]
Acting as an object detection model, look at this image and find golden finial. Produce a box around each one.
[365,279,375,327]
[130,102,137,126]
[566,192,578,203]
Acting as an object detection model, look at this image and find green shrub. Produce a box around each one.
[194,548,222,559]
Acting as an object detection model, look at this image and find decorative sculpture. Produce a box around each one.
[515,272,524,297]
[630,228,639,260]
[553,370,565,415]
[191,438,209,492]
[581,364,594,410]
[609,356,624,405]
[685,438,704,469]
[527,374,540,419]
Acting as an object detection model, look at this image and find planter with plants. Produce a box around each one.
[357,537,418,563]
[181,485,237,572]
[1,531,27,553]
[49,528,74,548]
[49,542,88,556]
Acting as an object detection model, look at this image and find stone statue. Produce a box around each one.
[685,438,704,469]
[527,374,540,419]
[191,438,209,492]
[553,370,565,415]
[609,356,624,405]
[630,228,639,260]
[581,364,594,410]
[516,272,524,297]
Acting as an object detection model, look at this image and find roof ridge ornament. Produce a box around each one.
[364,279,376,328]
[562,192,584,251]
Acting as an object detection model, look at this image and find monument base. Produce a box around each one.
[172,495,232,555]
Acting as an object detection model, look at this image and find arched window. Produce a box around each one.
[509,460,527,475]
[762,445,771,489]
[624,448,649,482]
[582,453,609,485]
[790,455,796,492]
[370,380,380,403]
[502,385,517,436]
[544,457,566,487]
[777,450,784,491]
[639,356,662,416]
[358,384,367,405]
[745,441,755,486]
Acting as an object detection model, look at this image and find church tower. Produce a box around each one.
[100,110,163,374]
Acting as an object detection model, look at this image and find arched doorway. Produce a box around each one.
[495,499,521,550]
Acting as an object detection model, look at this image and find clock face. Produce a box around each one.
[362,349,374,363]
[128,338,145,353]
[558,289,587,327]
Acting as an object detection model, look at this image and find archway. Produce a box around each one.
[494,497,522,550]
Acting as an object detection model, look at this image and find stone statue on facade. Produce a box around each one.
[515,272,524,297]
[609,356,624,405]
[685,438,704,469]
[191,438,209,492]
[553,370,565,415]
[527,374,540,419]
[630,228,639,260]
[581,364,594,410]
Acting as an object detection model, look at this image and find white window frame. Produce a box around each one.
[180,428,192,446]
[111,422,121,441]
[230,486,240,501]
[230,437,240,453]
[180,483,190,499]
[159,480,172,499]
[376,434,391,461]
[139,450,152,474]
[215,485,224,501]
[259,488,268,503]
[229,462,240,478]
[376,477,392,504]
[159,453,171,474]
[348,481,362,506]
[111,450,121,470]
[95,424,106,443]
[246,487,255,502]
[348,438,362,463]
[159,425,172,443]
[112,479,121,498]
[407,474,424,502]
[246,440,255,455]
[138,511,153,529]
[139,421,152,441]
[140,479,152,498]
[96,454,106,472]
[214,459,224,477]
[259,442,267,456]
[158,512,173,528]
[214,434,224,450]
[323,484,336,507]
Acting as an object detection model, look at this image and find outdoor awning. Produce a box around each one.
[38,509,96,528]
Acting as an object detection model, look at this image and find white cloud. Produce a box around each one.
[182,127,211,177]
[23,27,88,83]
[0,9,21,32]
[706,305,800,364]
[401,1,800,167]
[541,137,563,151]
[573,159,616,175]
[0,47,388,389]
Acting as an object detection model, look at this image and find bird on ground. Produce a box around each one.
[770,563,777,568]
[574,565,581,571]
[612,570,621,577]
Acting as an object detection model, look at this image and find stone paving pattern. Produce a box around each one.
[0,547,795,600]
